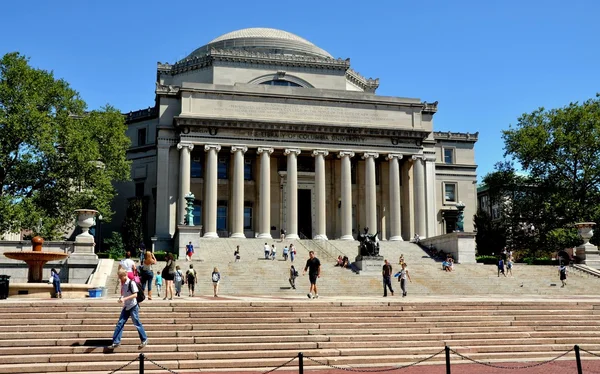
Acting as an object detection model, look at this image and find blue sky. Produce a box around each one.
[1,0,598,180]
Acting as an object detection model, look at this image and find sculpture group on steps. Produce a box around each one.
[357,227,380,257]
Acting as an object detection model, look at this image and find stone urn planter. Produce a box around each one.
[575,222,600,266]
[74,209,98,238]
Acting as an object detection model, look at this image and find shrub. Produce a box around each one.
[154,251,178,262]
[104,232,125,260]
[476,255,498,265]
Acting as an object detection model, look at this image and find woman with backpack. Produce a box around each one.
[289,265,298,289]
[174,265,184,297]
[211,267,221,297]
[186,264,197,297]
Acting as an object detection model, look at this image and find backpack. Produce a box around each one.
[293,270,299,277]
[174,270,183,283]
[212,272,220,282]
[128,280,145,304]
[187,269,196,282]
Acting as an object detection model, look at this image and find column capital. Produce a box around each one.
[362,152,379,160]
[177,142,194,151]
[411,154,425,161]
[423,154,437,162]
[204,144,221,152]
[284,148,301,156]
[312,149,329,157]
[257,147,274,155]
[386,153,404,161]
[231,145,248,154]
[338,151,355,158]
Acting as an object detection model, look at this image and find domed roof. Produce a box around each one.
[186,27,333,59]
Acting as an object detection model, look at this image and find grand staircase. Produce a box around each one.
[0,299,599,373]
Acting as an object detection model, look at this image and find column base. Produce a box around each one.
[257,233,272,239]
[339,235,354,241]
[286,234,299,240]
[313,235,328,241]
[230,232,246,239]
[203,232,219,238]
[389,236,404,241]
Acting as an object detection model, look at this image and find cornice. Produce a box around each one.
[346,68,379,93]
[434,131,479,142]
[422,101,438,114]
[124,106,158,124]
[157,49,350,76]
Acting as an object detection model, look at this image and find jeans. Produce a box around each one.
[290,252,295,262]
[400,279,407,296]
[112,304,147,344]
[383,276,393,296]
[141,270,153,291]
[53,280,62,295]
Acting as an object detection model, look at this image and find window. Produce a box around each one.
[217,202,227,230]
[259,80,301,87]
[135,182,144,198]
[244,203,253,230]
[137,128,146,146]
[191,155,203,178]
[193,204,202,226]
[244,159,253,181]
[218,157,228,179]
[444,148,455,164]
[444,183,457,203]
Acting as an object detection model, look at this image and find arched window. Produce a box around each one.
[259,80,302,87]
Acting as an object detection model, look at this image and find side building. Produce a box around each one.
[109,28,478,253]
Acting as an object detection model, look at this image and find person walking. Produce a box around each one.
[187,264,197,297]
[185,241,194,262]
[289,265,298,289]
[283,245,289,261]
[498,257,506,277]
[270,244,277,260]
[174,265,184,297]
[382,259,394,297]
[212,267,221,297]
[290,244,296,262]
[398,263,412,297]
[140,250,157,300]
[162,253,175,300]
[234,245,240,262]
[559,264,568,287]
[506,257,513,276]
[50,268,62,298]
[154,273,163,297]
[302,251,321,299]
[109,269,148,349]
[263,243,270,259]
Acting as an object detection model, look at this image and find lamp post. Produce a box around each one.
[96,214,103,253]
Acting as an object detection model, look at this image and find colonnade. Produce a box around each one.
[169,142,434,240]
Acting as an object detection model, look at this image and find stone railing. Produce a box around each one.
[0,241,73,255]
[420,232,476,264]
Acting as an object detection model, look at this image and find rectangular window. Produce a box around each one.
[137,128,146,146]
[191,156,203,178]
[217,203,227,230]
[193,204,202,226]
[244,204,252,230]
[444,183,457,203]
[444,148,454,164]
[244,158,253,181]
[218,157,228,179]
[135,182,144,198]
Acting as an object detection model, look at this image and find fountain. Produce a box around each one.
[4,236,69,283]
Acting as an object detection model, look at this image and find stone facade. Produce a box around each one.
[111,28,478,251]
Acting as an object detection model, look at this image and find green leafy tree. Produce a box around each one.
[0,52,130,238]
[473,209,505,256]
[121,198,143,254]
[104,231,125,260]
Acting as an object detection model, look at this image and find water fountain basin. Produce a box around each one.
[3,236,69,283]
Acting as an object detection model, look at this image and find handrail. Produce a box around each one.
[297,232,351,262]
[571,263,600,278]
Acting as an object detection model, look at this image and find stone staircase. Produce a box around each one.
[107,239,600,297]
[0,299,599,373]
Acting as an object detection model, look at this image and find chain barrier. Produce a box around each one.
[107,356,139,374]
[305,348,445,372]
[449,347,574,370]
[145,357,180,374]
[580,347,600,359]
[261,356,298,374]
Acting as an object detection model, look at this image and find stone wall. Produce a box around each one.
[420,232,476,264]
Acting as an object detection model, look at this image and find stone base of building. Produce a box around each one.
[354,255,384,273]
[176,226,202,260]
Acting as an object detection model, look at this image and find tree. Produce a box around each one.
[0,52,130,238]
[121,198,143,253]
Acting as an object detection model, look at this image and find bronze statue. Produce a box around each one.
[357,227,380,256]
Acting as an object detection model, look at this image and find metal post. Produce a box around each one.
[298,352,304,374]
[445,346,451,374]
[575,345,582,374]
[139,353,145,374]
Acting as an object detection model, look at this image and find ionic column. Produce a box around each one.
[387,153,403,241]
[424,156,437,238]
[362,152,379,236]
[177,142,194,225]
[284,148,301,239]
[230,146,248,239]
[155,143,171,237]
[257,147,274,239]
[412,155,426,238]
[338,151,355,240]
[203,144,221,238]
[313,150,329,240]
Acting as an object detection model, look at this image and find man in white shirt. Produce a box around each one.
[109,269,148,349]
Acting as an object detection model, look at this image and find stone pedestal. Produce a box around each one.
[354,255,384,273]
[575,222,600,269]
[176,226,202,260]
[67,239,98,284]
[151,236,173,252]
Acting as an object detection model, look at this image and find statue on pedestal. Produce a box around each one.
[357,227,380,256]
[184,192,195,226]
[456,201,465,232]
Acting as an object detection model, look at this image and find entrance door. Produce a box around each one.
[298,189,312,239]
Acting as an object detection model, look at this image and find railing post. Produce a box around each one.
[445,346,451,374]
[139,353,145,374]
[298,352,304,374]
[575,345,582,374]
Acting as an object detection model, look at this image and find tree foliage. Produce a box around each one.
[0,52,130,238]
[121,198,143,253]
